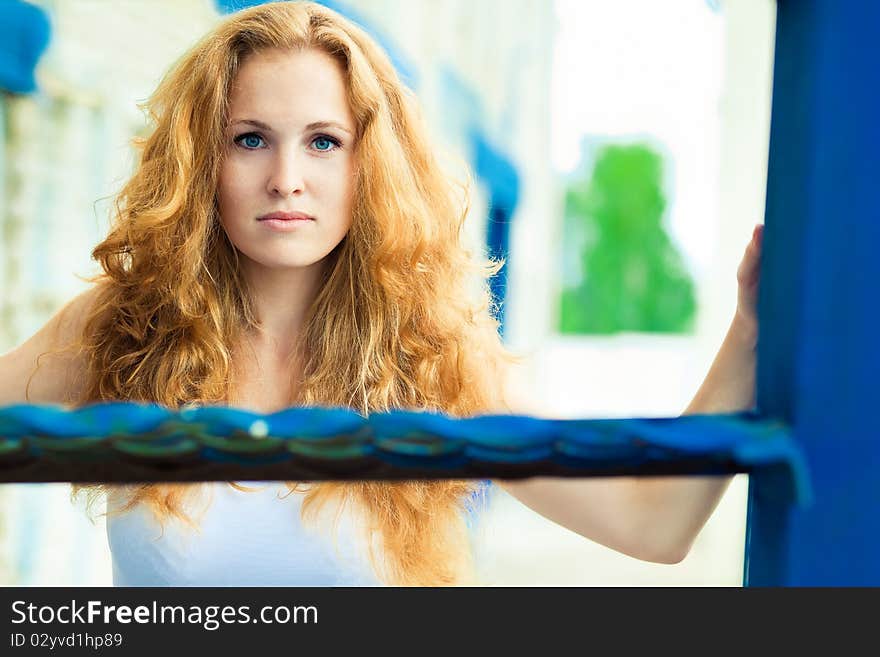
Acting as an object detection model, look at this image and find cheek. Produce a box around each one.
[217,162,250,220]
[332,179,355,236]
[332,163,357,220]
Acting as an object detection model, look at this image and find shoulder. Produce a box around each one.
[52,286,104,340]
[493,355,546,417]
[0,285,103,406]
[467,353,546,419]
[38,285,104,358]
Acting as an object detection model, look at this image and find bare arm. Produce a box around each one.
[0,288,97,407]
[495,226,763,563]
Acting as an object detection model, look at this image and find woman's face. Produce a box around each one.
[218,48,357,271]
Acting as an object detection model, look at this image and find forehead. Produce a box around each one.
[228,48,355,129]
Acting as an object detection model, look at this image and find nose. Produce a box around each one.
[266,150,305,197]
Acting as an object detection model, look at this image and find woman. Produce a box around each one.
[0,1,762,585]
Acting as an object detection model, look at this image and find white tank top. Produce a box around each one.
[106,482,382,586]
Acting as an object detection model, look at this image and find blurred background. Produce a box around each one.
[0,0,775,585]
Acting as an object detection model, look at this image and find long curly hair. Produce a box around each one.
[71,1,515,585]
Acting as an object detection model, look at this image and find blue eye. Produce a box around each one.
[312,136,338,152]
[235,133,265,149]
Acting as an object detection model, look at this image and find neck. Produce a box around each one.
[239,257,327,359]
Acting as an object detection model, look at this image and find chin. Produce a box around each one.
[230,239,342,274]
[252,255,328,270]
[247,244,339,269]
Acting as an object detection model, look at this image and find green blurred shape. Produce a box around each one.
[559,144,696,335]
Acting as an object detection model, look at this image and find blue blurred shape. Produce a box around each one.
[439,67,521,332]
[472,130,521,217]
[471,127,521,332]
[0,0,51,93]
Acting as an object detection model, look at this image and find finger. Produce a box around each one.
[752,223,764,247]
[739,229,763,285]
[744,224,764,258]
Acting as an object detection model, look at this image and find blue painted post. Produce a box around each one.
[745,0,880,585]
[471,133,520,336]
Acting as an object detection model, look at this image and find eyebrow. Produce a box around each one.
[229,118,354,136]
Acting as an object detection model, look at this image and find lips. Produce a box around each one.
[257,211,314,221]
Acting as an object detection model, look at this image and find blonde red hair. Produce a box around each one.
[72,0,515,585]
